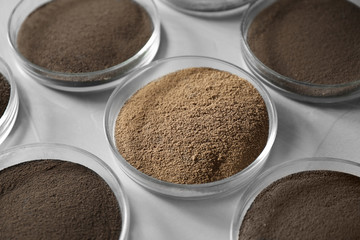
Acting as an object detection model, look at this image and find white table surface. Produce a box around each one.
[1,1,360,239]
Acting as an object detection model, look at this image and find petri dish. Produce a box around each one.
[104,56,278,199]
[160,0,253,16]
[240,0,360,103]
[8,0,160,92]
[231,157,360,240]
[0,58,19,145]
[0,143,129,240]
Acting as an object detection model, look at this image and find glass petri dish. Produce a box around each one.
[0,143,129,240]
[241,0,360,103]
[8,0,160,92]
[0,58,19,145]
[230,157,360,240]
[160,0,253,16]
[104,56,278,199]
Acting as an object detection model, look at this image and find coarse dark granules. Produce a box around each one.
[17,0,152,73]
[0,74,10,117]
[0,160,121,239]
[115,67,269,184]
[248,0,360,85]
[238,171,360,240]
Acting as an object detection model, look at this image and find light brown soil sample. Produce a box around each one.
[0,160,121,239]
[17,0,152,73]
[115,67,269,184]
[239,171,360,240]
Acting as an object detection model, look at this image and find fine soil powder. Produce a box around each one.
[0,160,121,239]
[248,0,360,85]
[115,67,269,184]
[17,0,152,73]
[0,74,10,117]
[238,171,360,240]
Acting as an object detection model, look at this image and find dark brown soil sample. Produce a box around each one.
[115,67,269,184]
[239,171,360,240]
[248,0,360,85]
[0,160,121,239]
[0,74,10,117]
[17,0,152,73]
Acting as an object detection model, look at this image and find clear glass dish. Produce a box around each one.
[241,0,360,103]
[0,143,129,240]
[104,56,278,199]
[8,0,160,92]
[0,58,19,145]
[231,157,360,240]
[160,0,253,16]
